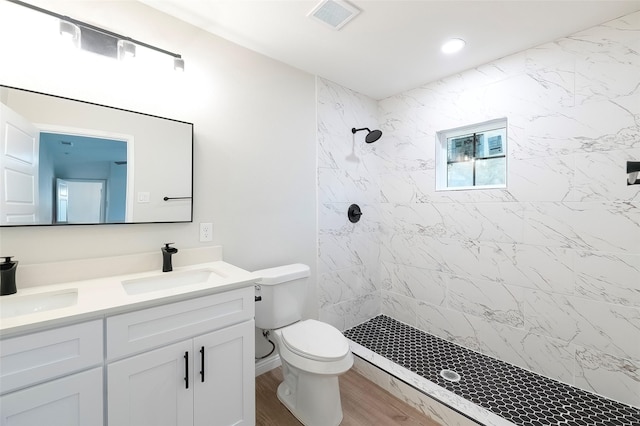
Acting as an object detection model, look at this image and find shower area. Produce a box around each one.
[315,9,639,425]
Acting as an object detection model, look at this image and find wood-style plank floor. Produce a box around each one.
[256,367,441,426]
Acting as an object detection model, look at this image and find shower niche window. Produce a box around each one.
[436,118,507,190]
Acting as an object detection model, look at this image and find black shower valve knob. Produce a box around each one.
[348,204,363,223]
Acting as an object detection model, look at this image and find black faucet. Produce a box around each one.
[1,256,18,296]
[161,243,178,272]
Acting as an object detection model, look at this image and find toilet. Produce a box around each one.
[254,264,353,426]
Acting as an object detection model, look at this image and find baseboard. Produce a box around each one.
[255,354,281,377]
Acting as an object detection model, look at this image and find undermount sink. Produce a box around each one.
[0,289,78,319]
[122,268,223,295]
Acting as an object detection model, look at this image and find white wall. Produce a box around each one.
[0,0,317,311]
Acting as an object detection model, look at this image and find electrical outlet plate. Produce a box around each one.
[199,223,213,242]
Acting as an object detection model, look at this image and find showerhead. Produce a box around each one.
[352,127,383,143]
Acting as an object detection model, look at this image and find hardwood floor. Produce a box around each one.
[256,367,441,426]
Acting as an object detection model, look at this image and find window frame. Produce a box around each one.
[435,118,508,191]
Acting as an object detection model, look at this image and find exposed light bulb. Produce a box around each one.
[118,40,136,60]
[59,20,80,48]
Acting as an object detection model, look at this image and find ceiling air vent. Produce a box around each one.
[308,0,360,31]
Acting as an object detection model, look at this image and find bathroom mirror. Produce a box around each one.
[0,85,193,226]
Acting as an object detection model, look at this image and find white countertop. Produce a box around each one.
[0,261,259,338]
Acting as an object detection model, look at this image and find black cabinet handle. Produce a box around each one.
[200,346,205,383]
[184,351,189,389]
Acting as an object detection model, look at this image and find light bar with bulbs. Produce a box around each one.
[8,0,185,71]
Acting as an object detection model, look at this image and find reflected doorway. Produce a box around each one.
[39,128,132,224]
[56,178,106,223]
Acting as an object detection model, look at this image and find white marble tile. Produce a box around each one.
[343,292,381,330]
[476,243,575,294]
[575,346,640,408]
[381,203,447,238]
[415,302,484,353]
[523,202,640,252]
[382,202,524,244]
[571,149,640,202]
[386,263,447,307]
[317,266,377,308]
[482,326,575,384]
[437,202,525,244]
[318,232,380,274]
[375,133,436,173]
[509,244,575,294]
[380,234,484,278]
[380,261,393,291]
[318,202,380,235]
[380,170,434,204]
[526,40,577,72]
[415,301,576,384]
[508,155,574,202]
[526,101,639,158]
[318,167,380,204]
[575,251,640,307]
[318,308,346,331]
[524,289,640,360]
[447,275,525,328]
[568,16,640,106]
[317,79,379,173]
[480,72,575,121]
[319,292,381,332]
[379,233,444,270]
[523,290,582,343]
[381,290,417,327]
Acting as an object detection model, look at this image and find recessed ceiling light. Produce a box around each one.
[441,38,466,54]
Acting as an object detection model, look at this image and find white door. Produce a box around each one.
[107,340,194,426]
[194,321,255,426]
[0,103,39,225]
[0,367,103,426]
[56,179,105,223]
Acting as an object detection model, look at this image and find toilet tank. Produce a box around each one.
[253,263,310,330]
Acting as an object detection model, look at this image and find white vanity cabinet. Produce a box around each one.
[106,287,255,426]
[0,320,104,426]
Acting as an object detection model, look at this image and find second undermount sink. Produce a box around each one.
[122,268,224,295]
[0,289,78,319]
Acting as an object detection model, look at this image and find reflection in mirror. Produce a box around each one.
[0,85,193,226]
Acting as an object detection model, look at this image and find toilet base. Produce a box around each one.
[276,362,344,426]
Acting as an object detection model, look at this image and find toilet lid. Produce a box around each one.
[281,320,350,362]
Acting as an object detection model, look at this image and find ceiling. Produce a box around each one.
[140,0,640,100]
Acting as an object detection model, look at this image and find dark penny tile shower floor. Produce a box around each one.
[344,315,640,426]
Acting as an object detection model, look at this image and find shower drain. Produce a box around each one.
[440,369,461,382]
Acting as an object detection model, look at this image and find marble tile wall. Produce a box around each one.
[317,11,639,409]
[316,78,382,330]
[376,11,640,407]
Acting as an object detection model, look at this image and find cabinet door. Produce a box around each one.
[0,367,103,426]
[194,320,255,426]
[108,340,194,426]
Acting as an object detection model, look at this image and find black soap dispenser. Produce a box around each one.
[1,256,18,296]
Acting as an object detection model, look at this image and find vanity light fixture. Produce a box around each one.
[8,0,184,71]
[441,38,466,54]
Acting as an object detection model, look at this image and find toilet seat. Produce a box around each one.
[281,319,350,362]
